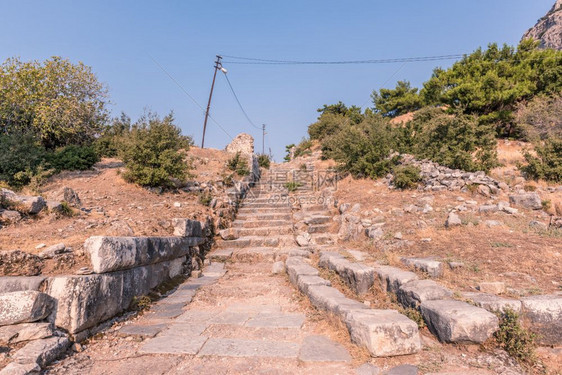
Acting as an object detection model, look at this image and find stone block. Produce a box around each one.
[477,282,506,294]
[296,275,331,294]
[172,218,203,237]
[0,291,53,326]
[374,266,418,294]
[521,294,562,345]
[397,280,453,309]
[0,322,52,344]
[344,309,421,357]
[198,338,299,358]
[12,336,70,367]
[285,257,318,285]
[420,300,499,343]
[306,285,348,314]
[461,292,521,313]
[400,258,443,278]
[85,236,200,273]
[0,276,46,293]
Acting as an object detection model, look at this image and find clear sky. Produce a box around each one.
[0,0,555,160]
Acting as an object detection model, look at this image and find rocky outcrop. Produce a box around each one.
[395,155,502,193]
[225,133,254,155]
[522,0,562,50]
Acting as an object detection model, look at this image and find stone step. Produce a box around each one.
[304,215,332,225]
[234,226,294,237]
[240,202,290,209]
[301,204,327,212]
[221,235,296,248]
[232,219,290,228]
[318,252,375,296]
[311,234,336,245]
[228,247,313,263]
[307,224,329,234]
[237,207,292,214]
[236,213,292,221]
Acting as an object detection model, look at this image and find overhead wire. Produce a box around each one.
[147,53,233,140]
[221,54,465,65]
[221,72,262,130]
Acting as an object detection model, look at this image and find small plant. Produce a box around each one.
[541,199,551,211]
[495,308,537,366]
[523,184,537,192]
[58,201,75,217]
[392,165,421,190]
[491,242,514,248]
[130,295,153,311]
[221,173,234,187]
[227,152,250,176]
[402,307,426,328]
[284,181,301,192]
[257,154,271,169]
[299,163,307,171]
[198,191,213,206]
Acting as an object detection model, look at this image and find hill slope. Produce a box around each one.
[523,0,562,50]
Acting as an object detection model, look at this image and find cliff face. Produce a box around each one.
[522,0,562,50]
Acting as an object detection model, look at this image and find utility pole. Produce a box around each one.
[201,55,222,148]
[261,124,266,155]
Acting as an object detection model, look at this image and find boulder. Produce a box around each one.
[0,189,46,215]
[509,193,542,210]
[85,236,202,273]
[62,187,81,207]
[445,212,461,227]
[344,309,421,357]
[521,294,562,345]
[225,133,254,155]
[0,362,41,375]
[218,228,239,240]
[38,243,67,259]
[0,291,54,326]
[0,210,22,223]
[365,226,384,240]
[420,300,499,343]
[477,282,506,294]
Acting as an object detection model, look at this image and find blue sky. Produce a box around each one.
[0,0,554,160]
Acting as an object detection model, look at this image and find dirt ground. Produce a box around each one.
[0,147,232,275]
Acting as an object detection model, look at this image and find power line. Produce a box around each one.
[222,73,262,130]
[221,54,465,65]
[147,53,233,141]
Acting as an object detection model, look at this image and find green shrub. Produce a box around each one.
[227,152,250,176]
[495,308,537,365]
[321,115,401,178]
[120,112,192,187]
[392,165,421,189]
[257,154,271,169]
[0,133,47,188]
[47,144,100,172]
[284,181,301,192]
[519,138,562,182]
[198,191,213,206]
[409,107,498,172]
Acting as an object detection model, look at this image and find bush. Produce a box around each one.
[0,133,47,188]
[520,138,562,182]
[227,152,250,176]
[120,112,192,187]
[495,308,537,365]
[94,113,132,157]
[409,107,498,172]
[515,94,562,141]
[47,144,100,172]
[284,181,301,192]
[321,115,401,178]
[257,154,271,169]
[392,165,421,189]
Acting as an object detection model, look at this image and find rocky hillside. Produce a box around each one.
[522,0,562,50]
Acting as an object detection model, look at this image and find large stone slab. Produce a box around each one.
[0,276,46,293]
[299,335,351,363]
[461,292,522,314]
[12,336,70,367]
[374,266,418,294]
[198,338,299,358]
[344,309,421,357]
[521,294,562,345]
[397,280,453,309]
[172,218,203,237]
[118,323,168,338]
[319,252,374,295]
[0,291,53,326]
[246,313,305,328]
[400,258,443,278]
[509,193,542,210]
[0,322,52,344]
[85,236,200,273]
[46,258,184,334]
[139,334,208,355]
[420,300,499,343]
[285,257,319,285]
